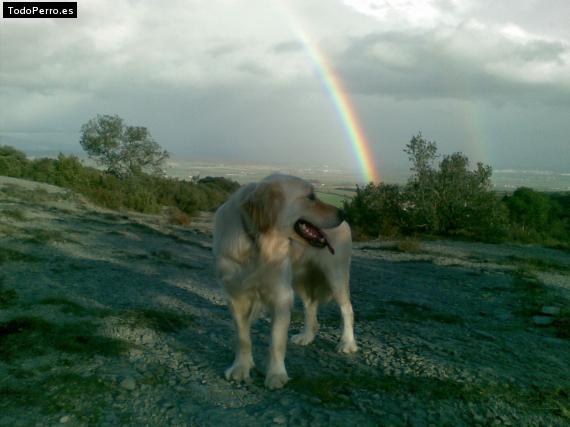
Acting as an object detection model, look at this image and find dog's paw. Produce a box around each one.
[224,362,253,383]
[291,332,315,346]
[337,339,358,354]
[264,371,289,390]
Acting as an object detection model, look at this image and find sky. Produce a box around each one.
[1,0,570,179]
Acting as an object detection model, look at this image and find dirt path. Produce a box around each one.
[1,177,569,426]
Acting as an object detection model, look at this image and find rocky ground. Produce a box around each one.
[0,175,569,427]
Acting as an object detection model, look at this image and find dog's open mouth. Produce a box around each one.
[294,219,335,254]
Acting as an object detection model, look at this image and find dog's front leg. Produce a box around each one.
[334,289,358,354]
[225,294,255,382]
[264,283,293,389]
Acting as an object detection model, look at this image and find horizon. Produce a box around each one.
[8,145,570,191]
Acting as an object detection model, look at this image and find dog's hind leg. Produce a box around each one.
[291,291,319,346]
[225,294,256,382]
[332,278,358,354]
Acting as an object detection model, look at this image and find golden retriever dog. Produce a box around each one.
[213,173,358,389]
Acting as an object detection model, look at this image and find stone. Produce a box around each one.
[541,306,561,316]
[59,416,70,424]
[120,377,136,390]
[533,316,554,326]
[273,415,286,424]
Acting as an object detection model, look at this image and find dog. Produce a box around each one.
[213,173,358,389]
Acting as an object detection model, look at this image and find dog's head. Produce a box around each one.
[241,174,344,254]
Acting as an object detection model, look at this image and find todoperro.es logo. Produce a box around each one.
[3,2,77,18]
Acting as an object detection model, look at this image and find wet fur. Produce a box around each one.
[213,174,358,390]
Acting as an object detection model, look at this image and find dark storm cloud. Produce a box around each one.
[1,0,570,173]
[333,31,570,106]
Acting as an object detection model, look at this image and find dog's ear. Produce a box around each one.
[241,182,283,233]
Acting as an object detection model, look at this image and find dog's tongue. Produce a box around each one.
[295,220,335,254]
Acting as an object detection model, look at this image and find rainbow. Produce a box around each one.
[280,5,380,183]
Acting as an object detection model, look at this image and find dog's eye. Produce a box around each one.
[307,193,316,201]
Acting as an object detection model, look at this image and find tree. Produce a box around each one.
[337,133,509,240]
[504,187,556,236]
[79,114,169,178]
[403,133,439,232]
[434,153,503,236]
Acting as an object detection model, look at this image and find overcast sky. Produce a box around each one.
[1,0,569,175]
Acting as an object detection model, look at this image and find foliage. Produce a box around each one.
[403,133,439,232]
[343,182,405,238]
[0,146,239,216]
[0,145,28,178]
[503,187,568,244]
[403,134,507,239]
[346,133,508,241]
[79,114,169,177]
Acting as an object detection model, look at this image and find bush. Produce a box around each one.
[344,183,405,238]
[345,133,508,241]
[504,188,568,245]
[166,207,192,226]
[0,146,29,177]
[0,146,239,216]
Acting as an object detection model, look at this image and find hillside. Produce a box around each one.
[1,176,569,426]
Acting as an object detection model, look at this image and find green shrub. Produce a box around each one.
[504,188,569,245]
[0,146,239,216]
[345,133,508,241]
[344,182,405,238]
[0,146,29,177]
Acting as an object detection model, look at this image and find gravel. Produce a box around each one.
[0,176,569,426]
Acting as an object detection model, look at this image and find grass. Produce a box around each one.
[0,287,17,307]
[396,237,422,253]
[0,372,115,423]
[141,249,200,269]
[0,247,42,264]
[0,293,192,421]
[553,312,570,339]
[98,212,128,222]
[0,185,68,204]
[151,250,173,261]
[390,300,465,324]
[1,208,26,221]
[0,316,128,361]
[361,300,464,325]
[511,269,569,339]
[23,228,71,244]
[36,298,193,333]
[511,269,550,318]
[166,207,191,226]
[37,297,112,317]
[289,372,570,420]
[0,277,17,307]
[507,256,570,273]
[121,308,194,333]
[291,373,472,405]
[359,241,426,255]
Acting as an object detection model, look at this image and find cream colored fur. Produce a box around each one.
[213,173,357,389]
